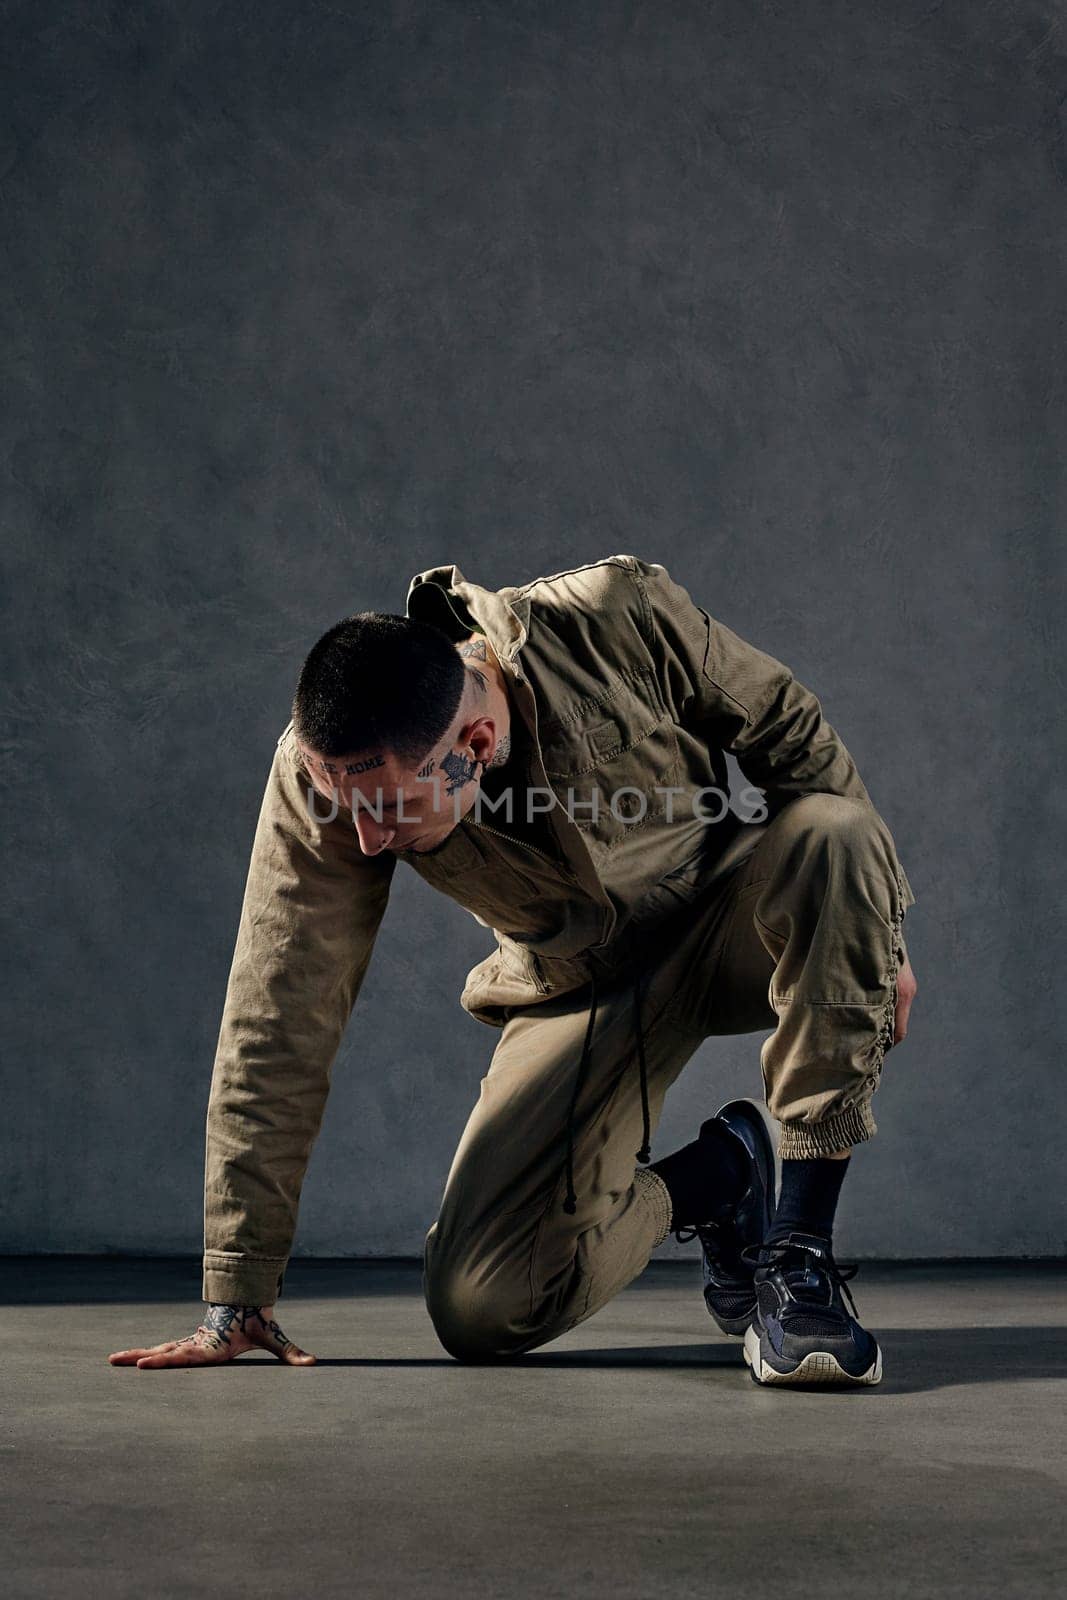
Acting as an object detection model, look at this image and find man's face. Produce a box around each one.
[294,732,483,857]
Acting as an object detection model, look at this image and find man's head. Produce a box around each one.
[291,612,512,856]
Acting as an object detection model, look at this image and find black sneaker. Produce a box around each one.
[671,1099,778,1337]
[740,1231,883,1386]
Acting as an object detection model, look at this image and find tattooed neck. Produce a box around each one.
[487,729,512,770]
[454,633,514,774]
[458,636,490,696]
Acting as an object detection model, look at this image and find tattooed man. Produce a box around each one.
[111,556,917,1386]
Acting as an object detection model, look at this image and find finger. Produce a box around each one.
[279,1343,318,1366]
[109,1341,182,1365]
[245,1310,317,1364]
[136,1342,215,1369]
[894,997,912,1045]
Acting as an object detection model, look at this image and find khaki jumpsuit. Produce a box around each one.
[202,555,915,1360]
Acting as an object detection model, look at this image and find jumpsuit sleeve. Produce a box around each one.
[621,554,917,913]
[202,724,396,1307]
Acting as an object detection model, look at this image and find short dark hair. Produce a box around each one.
[291,612,466,766]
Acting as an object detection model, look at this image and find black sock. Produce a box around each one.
[766,1156,852,1247]
[650,1121,748,1230]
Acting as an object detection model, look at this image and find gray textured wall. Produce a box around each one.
[2,1,1063,1265]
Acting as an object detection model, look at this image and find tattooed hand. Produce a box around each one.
[107,1303,317,1369]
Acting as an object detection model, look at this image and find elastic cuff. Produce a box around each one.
[634,1164,673,1246]
[202,1251,288,1307]
[776,1098,877,1160]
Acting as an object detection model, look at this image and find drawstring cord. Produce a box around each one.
[562,954,652,1217]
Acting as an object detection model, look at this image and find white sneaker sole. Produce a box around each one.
[743,1322,883,1386]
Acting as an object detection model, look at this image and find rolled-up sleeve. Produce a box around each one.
[202,724,396,1307]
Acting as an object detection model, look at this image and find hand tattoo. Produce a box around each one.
[198,1303,295,1355]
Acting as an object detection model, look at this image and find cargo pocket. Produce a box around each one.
[460,943,552,1027]
[498,936,551,995]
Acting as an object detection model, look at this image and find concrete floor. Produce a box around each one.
[3,1258,1065,1599]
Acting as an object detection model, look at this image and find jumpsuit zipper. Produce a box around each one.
[466,813,580,883]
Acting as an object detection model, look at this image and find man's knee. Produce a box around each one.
[756,794,907,952]
[772,793,899,885]
[775,792,881,847]
[423,1242,532,1363]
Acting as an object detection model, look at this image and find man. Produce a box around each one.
[109,554,917,1386]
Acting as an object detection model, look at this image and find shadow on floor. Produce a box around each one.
[100,1329,1067,1397]
[8,1257,1066,1397]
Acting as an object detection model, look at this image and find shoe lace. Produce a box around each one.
[738,1239,863,1321]
[672,1223,709,1245]
[671,1211,730,1248]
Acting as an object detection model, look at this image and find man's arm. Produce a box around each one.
[202,723,396,1308]
[620,554,916,912]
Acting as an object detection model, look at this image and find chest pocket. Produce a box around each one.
[539,670,681,850]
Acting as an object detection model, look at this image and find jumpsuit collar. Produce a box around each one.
[405,561,531,665]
